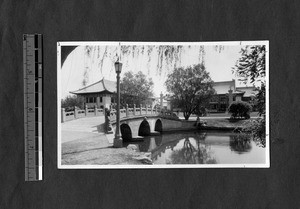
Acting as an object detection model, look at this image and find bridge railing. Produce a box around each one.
[61,105,105,123]
[61,102,180,126]
[107,104,180,122]
[108,104,161,122]
[105,104,181,133]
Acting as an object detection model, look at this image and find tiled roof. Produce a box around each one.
[236,86,256,97]
[70,79,116,95]
[212,80,255,95]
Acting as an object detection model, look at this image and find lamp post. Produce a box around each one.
[114,61,123,148]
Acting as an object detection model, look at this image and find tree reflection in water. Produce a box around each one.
[168,133,217,164]
[229,134,252,154]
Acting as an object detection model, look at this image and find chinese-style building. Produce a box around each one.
[70,78,157,108]
[209,79,256,112]
[70,78,116,109]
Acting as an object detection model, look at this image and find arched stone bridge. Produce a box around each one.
[107,106,198,141]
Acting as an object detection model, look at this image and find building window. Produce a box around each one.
[111,97,115,103]
[87,97,96,103]
[86,97,89,103]
[100,97,103,103]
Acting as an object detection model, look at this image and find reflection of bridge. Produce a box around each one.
[132,132,194,162]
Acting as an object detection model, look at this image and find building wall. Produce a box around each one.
[208,81,256,113]
[236,95,242,101]
[82,93,115,108]
[209,94,229,112]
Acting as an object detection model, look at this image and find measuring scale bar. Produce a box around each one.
[23,34,43,181]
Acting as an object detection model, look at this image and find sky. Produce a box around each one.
[60,43,251,99]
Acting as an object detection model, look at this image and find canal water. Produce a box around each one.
[125,131,266,165]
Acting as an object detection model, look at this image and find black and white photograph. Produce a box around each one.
[57,41,269,168]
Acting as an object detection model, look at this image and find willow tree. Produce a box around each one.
[165,64,215,120]
[81,45,206,86]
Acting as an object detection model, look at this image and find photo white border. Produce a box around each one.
[57,41,270,169]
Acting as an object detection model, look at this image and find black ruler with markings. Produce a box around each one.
[23,34,43,181]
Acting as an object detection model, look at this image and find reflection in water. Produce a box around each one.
[137,135,162,152]
[125,131,266,165]
[168,134,217,164]
[229,134,252,154]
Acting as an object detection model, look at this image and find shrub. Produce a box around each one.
[240,117,266,147]
[61,95,85,110]
[228,101,252,119]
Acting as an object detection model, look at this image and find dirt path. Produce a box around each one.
[61,116,106,143]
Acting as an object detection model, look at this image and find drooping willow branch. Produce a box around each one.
[82,45,211,86]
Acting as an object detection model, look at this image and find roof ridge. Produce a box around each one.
[70,79,103,93]
[102,77,107,91]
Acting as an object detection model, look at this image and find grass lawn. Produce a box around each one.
[204,111,260,118]
[202,118,252,129]
[177,111,260,118]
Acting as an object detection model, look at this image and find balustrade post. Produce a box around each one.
[151,105,153,115]
[140,104,142,115]
[146,104,148,115]
[133,104,136,115]
[126,104,129,117]
[85,105,88,116]
[94,105,97,116]
[61,108,66,123]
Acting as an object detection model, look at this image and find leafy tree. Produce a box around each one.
[240,117,266,147]
[233,45,266,145]
[61,95,85,110]
[254,83,266,116]
[194,105,209,117]
[228,101,252,119]
[165,64,215,120]
[120,71,154,107]
[234,45,266,116]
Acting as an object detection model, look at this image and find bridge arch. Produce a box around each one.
[138,119,151,136]
[120,124,132,141]
[154,119,163,132]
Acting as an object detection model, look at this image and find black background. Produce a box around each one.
[1,0,300,208]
